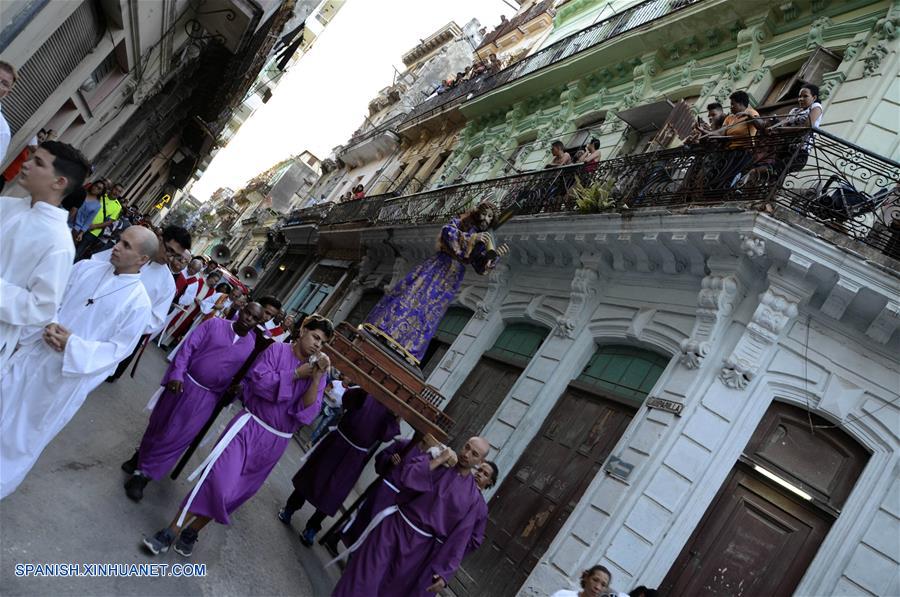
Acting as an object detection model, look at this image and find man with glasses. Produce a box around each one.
[0,61,16,165]
[94,224,192,382]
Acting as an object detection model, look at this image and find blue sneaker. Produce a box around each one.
[142,528,175,555]
[277,508,292,525]
[174,527,198,558]
[299,527,316,547]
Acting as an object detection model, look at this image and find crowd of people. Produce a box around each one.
[428,53,502,99]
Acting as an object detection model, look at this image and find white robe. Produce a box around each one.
[0,197,75,371]
[0,259,151,499]
[92,249,176,335]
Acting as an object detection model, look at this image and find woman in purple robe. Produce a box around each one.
[332,437,491,597]
[278,389,400,545]
[121,304,264,501]
[364,202,508,364]
[140,314,335,558]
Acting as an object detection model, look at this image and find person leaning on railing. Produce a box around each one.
[755,83,824,172]
[694,90,760,190]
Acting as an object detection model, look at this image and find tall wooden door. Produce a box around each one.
[444,322,548,444]
[451,344,669,596]
[661,402,869,596]
[661,463,831,596]
[452,386,636,596]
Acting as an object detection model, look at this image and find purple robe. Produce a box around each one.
[137,319,256,480]
[292,392,399,516]
[181,342,325,525]
[332,455,486,597]
[341,438,424,547]
[365,217,490,360]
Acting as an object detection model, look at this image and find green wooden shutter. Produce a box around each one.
[576,345,668,405]
[433,306,474,344]
[485,322,550,367]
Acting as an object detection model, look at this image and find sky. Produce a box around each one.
[191,0,514,202]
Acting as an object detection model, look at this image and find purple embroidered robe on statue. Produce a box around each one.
[137,318,255,480]
[332,454,486,597]
[181,342,325,525]
[341,438,425,547]
[292,391,399,516]
[365,217,490,360]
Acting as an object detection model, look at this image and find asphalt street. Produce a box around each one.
[0,344,342,596]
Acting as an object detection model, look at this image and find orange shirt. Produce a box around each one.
[723,107,760,139]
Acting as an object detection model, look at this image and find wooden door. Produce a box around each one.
[444,357,522,444]
[660,462,832,596]
[452,386,636,596]
[344,289,384,329]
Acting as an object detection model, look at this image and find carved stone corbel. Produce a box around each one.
[556,258,602,338]
[474,263,511,320]
[718,263,814,389]
[680,258,747,369]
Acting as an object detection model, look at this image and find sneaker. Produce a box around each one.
[142,528,175,555]
[121,451,140,475]
[277,508,292,525]
[299,527,317,547]
[174,527,198,558]
[124,473,149,502]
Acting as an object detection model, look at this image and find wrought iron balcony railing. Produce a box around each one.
[282,203,333,227]
[327,129,898,260]
[344,113,408,148]
[399,0,703,129]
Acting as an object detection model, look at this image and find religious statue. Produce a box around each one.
[363,201,508,365]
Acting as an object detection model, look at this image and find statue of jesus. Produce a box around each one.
[364,201,508,365]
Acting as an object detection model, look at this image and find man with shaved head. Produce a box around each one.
[332,435,491,596]
[0,225,156,499]
[122,302,265,501]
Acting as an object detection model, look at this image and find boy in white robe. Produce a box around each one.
[0,141,90,371]
[0,226,158,499]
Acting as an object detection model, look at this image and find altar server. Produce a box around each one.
[0,225,156,498]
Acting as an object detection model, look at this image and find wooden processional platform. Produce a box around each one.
[323,322,454,443]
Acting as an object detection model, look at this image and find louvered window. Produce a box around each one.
[2,0,105,133]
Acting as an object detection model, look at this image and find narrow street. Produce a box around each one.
[0,345,340,596]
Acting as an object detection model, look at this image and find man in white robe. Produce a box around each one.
[0,141,90,370]
[95,225,190,382]
[0,225,158,499]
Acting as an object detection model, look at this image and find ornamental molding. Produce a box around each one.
[475,263,511,320]
[556,254,604,338]
[718,258,815,389]
[680,256,750,369]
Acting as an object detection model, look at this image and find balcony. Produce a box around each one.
[337,114,406,168]
[315,129,900,264]
[397,0,704,131]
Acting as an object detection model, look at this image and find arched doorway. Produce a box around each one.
[452,345,670,596]
[444,322,550,445]
[661,401,870,596]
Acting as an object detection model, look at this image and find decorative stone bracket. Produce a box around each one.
[680,257,749,369]
[556,254,604,338]
[475,263,511,320]
[719,259,815,389]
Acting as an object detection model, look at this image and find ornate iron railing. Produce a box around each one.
[321,195,388,225]
[282,203,333,227]
[399,0,703,129]
[364,129,899,260]
[344,113,408,148]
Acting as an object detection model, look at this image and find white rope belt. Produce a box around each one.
[337,428,370,453]
[327,505,442,568]
[177,409,291,527]
[383,479,401,493]
[185,372,212,392]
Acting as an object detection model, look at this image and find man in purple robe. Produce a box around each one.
[121,302,265,501]
[141,314,334,558]
[332,436,491,597]
[364,203,508,364]
[278,388,400,545]
[340,436,427,548]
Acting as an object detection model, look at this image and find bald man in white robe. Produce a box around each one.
[0,226,157,499]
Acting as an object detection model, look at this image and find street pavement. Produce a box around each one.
[0,345,342,596]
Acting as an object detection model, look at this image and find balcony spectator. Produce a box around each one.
[685,103,726,144]
[0,61,16,165]
[578,138,602,164]
[708,90,759,145]
[352,184,365,200]
[546,140,572,168]
[488,52,502,74]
